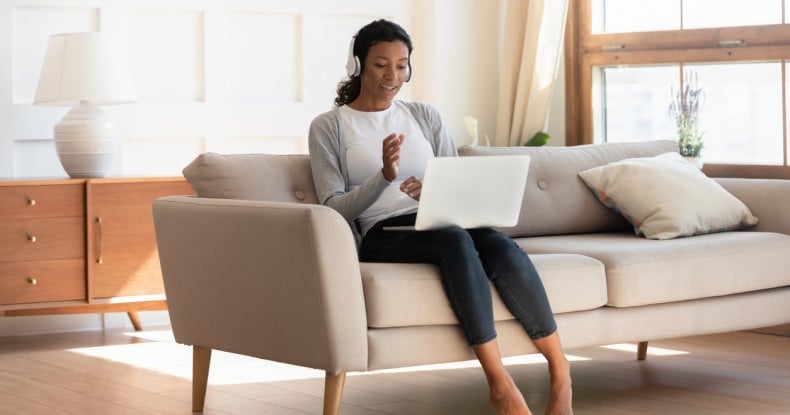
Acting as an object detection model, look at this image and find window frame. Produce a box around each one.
[565,0,790,178]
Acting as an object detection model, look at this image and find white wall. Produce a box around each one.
[0,0,566,178]
[0,0,417,178]
[0,0,566,335]
[409,0,502,146]
[0,0,484,181]
[412,0,566,147]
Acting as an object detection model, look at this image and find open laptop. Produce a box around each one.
[383,155,531,231]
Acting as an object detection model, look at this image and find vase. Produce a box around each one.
[683,156,704,169]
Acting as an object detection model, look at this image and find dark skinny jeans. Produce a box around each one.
[359,213,557,346]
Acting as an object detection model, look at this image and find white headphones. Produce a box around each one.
[345,36,362,78]
[345,35,412,82]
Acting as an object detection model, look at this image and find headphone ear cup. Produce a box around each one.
[405,63,412,82]
[346,36,361,77]
[353,56,361,77]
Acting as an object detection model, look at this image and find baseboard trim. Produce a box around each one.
[748,323,790,337]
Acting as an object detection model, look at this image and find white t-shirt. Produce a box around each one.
[340,101,434,234]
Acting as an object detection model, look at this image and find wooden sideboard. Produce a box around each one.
[0,177,194,330]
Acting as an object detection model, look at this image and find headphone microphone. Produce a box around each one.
[345,35,412,82]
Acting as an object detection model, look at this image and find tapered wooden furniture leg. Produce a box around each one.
[127,311,142,331]
[323,372,346,415]
[193,346,212,413]
[637,341,648,361]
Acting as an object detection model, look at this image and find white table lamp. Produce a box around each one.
[34,32,136,178]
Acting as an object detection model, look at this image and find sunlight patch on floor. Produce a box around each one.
[66,329,592,385]
[122,328,175,342]
[600,343,689,356]
[67,330,326,385]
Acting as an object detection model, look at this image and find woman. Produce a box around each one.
[308,19,573,415]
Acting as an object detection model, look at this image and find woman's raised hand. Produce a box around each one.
[381,133,405,182]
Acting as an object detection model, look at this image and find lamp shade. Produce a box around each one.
[34,32,136,106]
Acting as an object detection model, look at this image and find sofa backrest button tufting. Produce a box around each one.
[538,180,548,190]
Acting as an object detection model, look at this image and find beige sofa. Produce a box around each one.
[152,140,790,414]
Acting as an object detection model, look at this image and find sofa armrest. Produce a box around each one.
[153,196,367,374]
[717,178,790,235]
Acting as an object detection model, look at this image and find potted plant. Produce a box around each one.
[669,71,705,167]
[462,116,550,147]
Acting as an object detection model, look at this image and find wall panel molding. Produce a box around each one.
[118,7,205,102]
[1,0,479,182]
[223,10,302,102]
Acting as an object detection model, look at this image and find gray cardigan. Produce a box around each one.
[308,101,457,234]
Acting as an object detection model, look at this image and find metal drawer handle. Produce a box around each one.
[28,235,37,243]
[27,277,38,285]
[96,217,104,264]
[27,198,37,206]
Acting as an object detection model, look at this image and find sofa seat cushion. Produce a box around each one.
[515,232,790,307]
[361,254,606,329]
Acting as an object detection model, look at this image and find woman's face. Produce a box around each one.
[357,40,410,109]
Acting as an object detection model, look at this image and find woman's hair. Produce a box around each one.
[334,19,413,107]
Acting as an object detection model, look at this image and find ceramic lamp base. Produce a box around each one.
[54,103,119,178]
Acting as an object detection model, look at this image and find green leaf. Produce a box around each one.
[525,131,550,147]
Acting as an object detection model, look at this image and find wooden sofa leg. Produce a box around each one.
[637,341,648,361]
[193,346,212,413]
[323,372,346,415]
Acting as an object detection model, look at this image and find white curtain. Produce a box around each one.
[494,0,569,147]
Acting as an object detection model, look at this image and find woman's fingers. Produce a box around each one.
[400,176,422,200]
[381,134,404,181]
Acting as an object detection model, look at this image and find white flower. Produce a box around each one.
[463,116,479,145]
[462,116,489,146]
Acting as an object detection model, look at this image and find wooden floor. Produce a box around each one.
[0,326,788,414]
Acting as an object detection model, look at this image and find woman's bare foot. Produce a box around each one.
[545,359,573,415]
[489,373,532,415]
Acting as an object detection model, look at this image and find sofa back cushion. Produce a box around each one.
[458,140,678,237]
[184,140,678,236]
[183,152,318,204]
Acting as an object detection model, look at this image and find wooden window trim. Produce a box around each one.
[565,0,790,178]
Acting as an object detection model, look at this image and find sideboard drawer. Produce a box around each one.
[0,217,85,262]
[0,183,84,219]
[0,259,86,304]
[0,177,188,329]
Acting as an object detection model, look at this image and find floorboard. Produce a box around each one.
[0,326,787,414]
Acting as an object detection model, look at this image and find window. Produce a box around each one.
[566,0,790,178]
